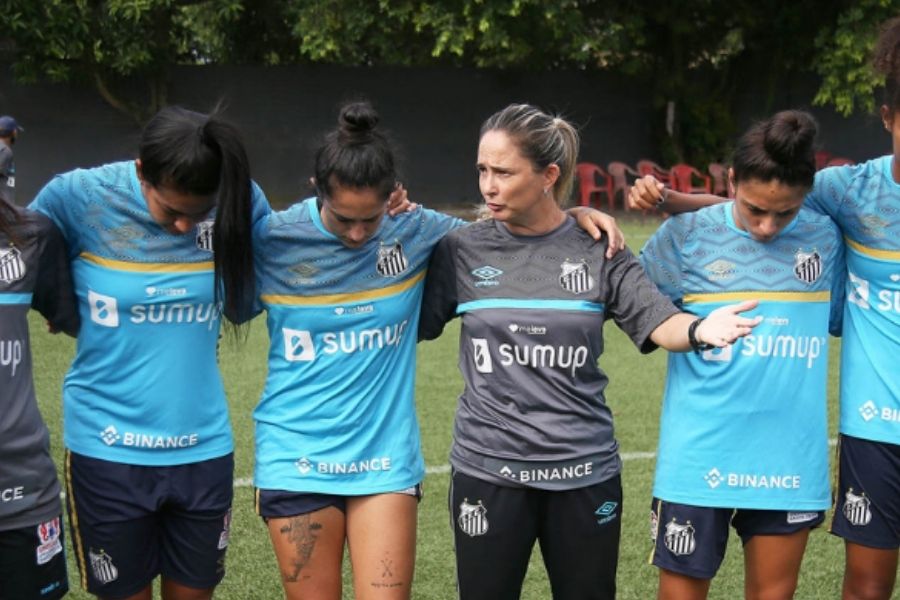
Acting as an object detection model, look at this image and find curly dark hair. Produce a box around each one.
[873,17,900,112]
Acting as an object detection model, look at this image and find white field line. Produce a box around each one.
[229,438,838,488]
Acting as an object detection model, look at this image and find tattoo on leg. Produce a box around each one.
[278,515,323,583]
[370,558,403,589]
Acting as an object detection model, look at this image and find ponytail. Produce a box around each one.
[139,106,255,325]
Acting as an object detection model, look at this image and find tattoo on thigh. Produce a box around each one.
[370,557,403,590]
[278,515,323,583]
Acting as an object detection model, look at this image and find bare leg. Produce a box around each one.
[842,541,898,600]
[346,493,417,600]
[658,568,711,600]
[100,586,152,600]
[267,507,347,600]
[743,530,809,600]
[160,579,214,600]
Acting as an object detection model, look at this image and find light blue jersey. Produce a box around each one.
[806,156,900,444]
[641,203,843,510]
[30,161,270,465]
[253,198,461,495]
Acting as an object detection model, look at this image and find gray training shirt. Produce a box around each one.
[0,205,79,531]
[419,216,679,491]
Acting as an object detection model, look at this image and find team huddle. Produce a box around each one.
[2,16,900,600]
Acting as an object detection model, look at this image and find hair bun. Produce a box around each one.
[763,110,816,163]
[339,102,379,139]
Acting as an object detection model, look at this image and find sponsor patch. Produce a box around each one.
[35,518,63,565]
[786,512,818,525]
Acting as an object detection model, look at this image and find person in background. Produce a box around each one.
[639,110,844,600]
[418,103,760,600]
[0,115,23,204]
[0,191,78,599]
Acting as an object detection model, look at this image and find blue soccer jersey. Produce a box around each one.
[252,198,461,495]
[805,156,900,445]
[640,203,843,510]
[30,161,270,465]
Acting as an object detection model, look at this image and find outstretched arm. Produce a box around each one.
[628,175,725,214]
[649,300,761,352]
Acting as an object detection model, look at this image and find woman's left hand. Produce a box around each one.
[387,183,418,216]
[567,207,626,258]
[696,300,763,347]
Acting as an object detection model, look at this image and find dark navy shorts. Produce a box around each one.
[649,498,825,579]
[0,515,68,600]
[830,434,900,549]
[65,450,234,598]
[256,484,422,520]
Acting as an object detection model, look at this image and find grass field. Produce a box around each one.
[29,215,854,599]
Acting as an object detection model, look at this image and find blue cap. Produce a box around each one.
[0,116,23,136]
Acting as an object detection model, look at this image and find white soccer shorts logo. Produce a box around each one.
[471,338,493,373]
[458,499,488,537]
[88,291,119,327]
[664,520,696,556]
[283,328,316,362]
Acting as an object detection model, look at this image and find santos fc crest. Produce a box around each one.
[664,520,696,556]
[559,259,594,294]
[794,249,822,284]
[0,246,25,283]
[376,240,408,277]
[458,498,489,537]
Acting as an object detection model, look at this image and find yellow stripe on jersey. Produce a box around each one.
[683,291,831,304]
[262,269,426,306]
[845,237,900,261]
[80,251,214,272]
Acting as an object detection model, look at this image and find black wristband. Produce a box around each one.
[687,317,713,353]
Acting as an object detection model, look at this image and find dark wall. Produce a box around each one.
[0,64,884,208]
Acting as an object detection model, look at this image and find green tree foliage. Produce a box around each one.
[0,1,892,159]
[812,0,900,116]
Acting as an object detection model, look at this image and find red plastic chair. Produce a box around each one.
[575,162,614,210]
[607,161,640,210]
[670,163,712,194]
[815,151,832,171]
[637,159,671,186]
[826,157,855,167]
[708,162,730,196]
